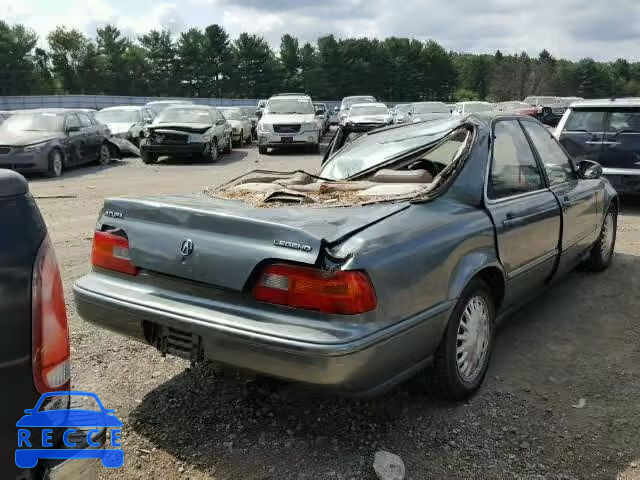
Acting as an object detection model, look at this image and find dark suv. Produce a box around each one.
[556,98,640,193]
[1,170,101,479]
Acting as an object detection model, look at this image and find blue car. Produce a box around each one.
[16,391,124,469]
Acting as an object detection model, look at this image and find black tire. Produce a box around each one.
[97,142,111,166]
[258,145,267,155]
[584,206,617,272]
[223,136,232,154]
[209,139,219,161]
[421,278,495,401]
[141,151,158,164]
[307,143,320,154]
[45,148,64,178]
[245,132,252,145]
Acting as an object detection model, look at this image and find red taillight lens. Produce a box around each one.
[252,263,377,314]
[32,235,71,393]
[91,230,138,275]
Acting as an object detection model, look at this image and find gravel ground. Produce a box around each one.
[27,139,640,480]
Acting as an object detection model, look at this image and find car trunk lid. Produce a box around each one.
[98,193,408,291]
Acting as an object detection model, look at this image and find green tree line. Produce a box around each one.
[2,20,640,101]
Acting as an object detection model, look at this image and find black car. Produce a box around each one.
[1,170,103,479]
[556,98,640,193]
[139,105,233,164]
[0,109,115,178]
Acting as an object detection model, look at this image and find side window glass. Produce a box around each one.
[489,120,544,199]
[521,121,576,185]
[77,113,92,128]
[605,108,640,133]
[564,109,605,133]
[66,114,80,130]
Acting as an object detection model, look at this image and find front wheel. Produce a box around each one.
[141,151,158,164]
[420,278,495,400]
[209,139,219,161]
[222,136,232,154]
[585,206,617,272]
[97,142,111,166]
[45,149,64,178]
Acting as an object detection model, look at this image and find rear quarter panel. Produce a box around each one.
[331,197,500,344]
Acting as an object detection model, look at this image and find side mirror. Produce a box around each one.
[578,159,603,180]
[66,125,80,133]
[216,119,226,126]
[256,110,263,119]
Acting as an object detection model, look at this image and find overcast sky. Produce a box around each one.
[4,0,639,61]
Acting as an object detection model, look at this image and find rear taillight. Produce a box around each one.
[252,263,377,314]
[32,235,71,393]
[91,230,138,275]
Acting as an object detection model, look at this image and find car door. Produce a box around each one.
[76,112,99,161]
[599,107,640,188]
[485,119,562,307]
[211,109,228,145]
[521,120,599,272]
[557,107,606,163]
[64,113,84,165]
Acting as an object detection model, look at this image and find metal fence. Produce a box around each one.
[0,95,341,111]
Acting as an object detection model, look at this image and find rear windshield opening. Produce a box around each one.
[206,125,472,208]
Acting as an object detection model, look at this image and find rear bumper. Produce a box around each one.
[603,168,640,192]
[73,271,450,395]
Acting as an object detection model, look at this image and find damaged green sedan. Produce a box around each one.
[74,113,618,399]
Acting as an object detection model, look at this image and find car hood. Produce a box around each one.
[348,115,390,123]
[261,113,315,125]
[149,123,212,134]
[227,120,244,128]
[104,122,137,134]
[0,131,61,146]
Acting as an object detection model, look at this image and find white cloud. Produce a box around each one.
[9,0,640,60]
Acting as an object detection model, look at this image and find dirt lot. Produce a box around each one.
[28,142,640,480]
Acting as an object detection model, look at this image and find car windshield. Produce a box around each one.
[240,107,256,116]
[320,117,462,179]
[36,394,101,412]
[265,98,314,114]
[95,109,141,123]
[0,112,64,132]
[350,105,388,116]
[155,108,211,124]
[413,102,449,114]
[464,103,494,113]
[222,109,242,120]
[341,97,376,110]
[395,104,411,114]
[147,102,189,113]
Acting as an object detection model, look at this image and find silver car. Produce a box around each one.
[219,108,253,146]
[257,94,320,154]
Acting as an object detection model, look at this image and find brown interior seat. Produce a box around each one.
[372,169,433,183]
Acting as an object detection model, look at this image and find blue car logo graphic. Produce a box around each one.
[16,391,124,468]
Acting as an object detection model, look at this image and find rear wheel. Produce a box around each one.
[45,148,64,177]
[585,206,617,272]
[420,278,495,400]
[97,142,111,166]
[258,145,267,155]
[141,151,158,164]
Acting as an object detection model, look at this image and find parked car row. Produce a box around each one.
[0,100,265,177]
